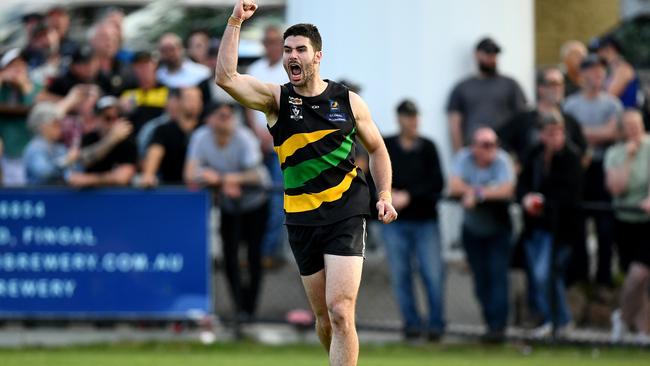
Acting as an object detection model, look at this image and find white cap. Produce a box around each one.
[0,48,23,69]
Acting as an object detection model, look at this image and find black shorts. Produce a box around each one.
[287,215,367,276]
[614,218,650,271]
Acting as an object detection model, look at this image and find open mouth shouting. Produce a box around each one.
[288,62,303,83]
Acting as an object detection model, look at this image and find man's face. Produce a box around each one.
[179,88,203,119]
[283,36,321,87]
[132,59,157,86]
[46,11,70,37]
[263,28,283,64]
[539,69,565,105]
[159,37,183,69]
[564,46,586,71]
[398,114,419,139]
[71,58,99,82]
[540,123,565,152]
[92,25,120,58]
[99,106,120,129]
[622,111,645,142]
[476,50,498,75]
[208,105,236,135]
[188,33,209,63]
[42,119,63,141]
[471,130,498,165]
[582,65,606,90]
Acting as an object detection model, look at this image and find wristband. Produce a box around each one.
[378,190,392,202]
[228,15,243,28]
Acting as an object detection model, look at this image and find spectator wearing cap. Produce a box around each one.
[447,37,527,152]
[559,40,587,97]
[517,111,584,338]
[381,100,446,341]
[38,45,100,102]
[67,96,136,187]
[563,54,623,287]
[22,20,59,71]
[448,127,516,342]
[119,51,168,133]
[0,48,43,186]
[185,102,270,321]
[21,13,44,39]
[595,36,640,108]
[45,6,77,58]
[139,87,202,187]
[89,22,136,96]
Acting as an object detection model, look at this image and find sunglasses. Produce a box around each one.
[474,141,497,149]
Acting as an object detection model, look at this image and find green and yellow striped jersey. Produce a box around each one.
[269,80,370,225]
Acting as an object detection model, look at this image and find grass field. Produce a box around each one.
[2,341,649,366]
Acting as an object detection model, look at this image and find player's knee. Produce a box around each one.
[327,299,354,330]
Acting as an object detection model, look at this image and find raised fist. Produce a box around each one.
[233,0,258,21]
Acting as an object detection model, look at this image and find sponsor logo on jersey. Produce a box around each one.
[290,104,303,120]
[289,96,303,105]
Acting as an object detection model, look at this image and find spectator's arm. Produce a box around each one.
[223,165,265,186]
[449,111,464,153]
[605,156,632,197]
[448,176,472,198]
[140,144,165,186]
[482,181,515,201]
[36,89,63,103]
[606,63,634,98]
[68,164,135,187]
[78,120,133,166]
[582,115,620,145]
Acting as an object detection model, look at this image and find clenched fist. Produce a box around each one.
[233,0,258,21]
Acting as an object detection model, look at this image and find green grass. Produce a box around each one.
[2,341,649,366]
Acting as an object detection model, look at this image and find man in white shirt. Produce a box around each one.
[157,33,211,88]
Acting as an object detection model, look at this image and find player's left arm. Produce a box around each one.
[350,91,397,224]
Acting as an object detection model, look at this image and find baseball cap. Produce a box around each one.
[22,12,44,24]
[71,45,95,64]
[95,96,120,112]
[0,48,26,69]
[580,54,607,70]
[132,50,153,63]
[27,102,62,132]
[396,99,418,116]
[476,37,501,54]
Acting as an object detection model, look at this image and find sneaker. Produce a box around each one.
[611,309,628,343]
[556,321,575,339]
[531,322,552,338]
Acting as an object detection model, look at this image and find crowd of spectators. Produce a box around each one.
[1,6,648,344]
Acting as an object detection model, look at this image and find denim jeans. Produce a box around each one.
[524,230,572,327]
[261,152,286,258]
[462,226,512,332]
[382,220,445,332]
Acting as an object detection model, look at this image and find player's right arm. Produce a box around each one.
[216,0,280,124]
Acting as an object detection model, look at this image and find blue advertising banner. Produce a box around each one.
[0,188,211,319]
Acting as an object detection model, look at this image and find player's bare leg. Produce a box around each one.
[301,269,332,351]
[325,254,363,366]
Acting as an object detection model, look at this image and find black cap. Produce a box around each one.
[476,37,501,54]
[580,54,607,70]
[591,35,623,54]
[132,50,153,63]
[71,45,95,64]
[396,99,418,116]
[22,12,43,24]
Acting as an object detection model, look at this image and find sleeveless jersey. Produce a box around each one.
[269,80,370,226]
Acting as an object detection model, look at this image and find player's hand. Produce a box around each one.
[233,0,258,21]
[376,199,398,224]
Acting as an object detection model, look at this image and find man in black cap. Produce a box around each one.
[119,51,168,133]
[381,99,446,341]
[38,45,100,102]
[447,37,527,152]
[563,54,623,288]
